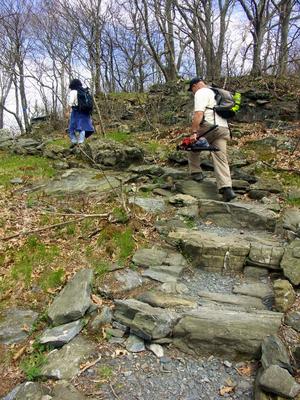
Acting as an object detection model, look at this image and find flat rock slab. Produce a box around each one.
[233,282,274,302]
[48,269,93,326]
[168,228,250,272]
[197,291,267,311]
[259,365,300,398]
[142,264,184,283]
[39,320,84,348]
[2,382,49,400]
[281,239,300,285]
[39,336,96,380]
[114,299,179,341]
[198,200,278,231]
[137,291,197,309]
[0,308,38,345]
[173,307,283,360]
[175,180,220,200]
[43,168,132,196]
[129,197,167,213]
[132,247,187,268]
[283,209,300,234]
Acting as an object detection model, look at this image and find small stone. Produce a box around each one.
[125,334,145,353]
[160,282,189,294]
[106,328,125,338]
[261,335,291,371]
[148,343,164,358]
[123,371,132,377]
[112,321,128,332]
[224,360,232,368]
[244,266,269,280]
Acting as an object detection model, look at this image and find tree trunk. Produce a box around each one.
[165,0,177,81]
[278,0,292,76]
[18,60,31,133]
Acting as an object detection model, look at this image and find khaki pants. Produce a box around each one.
[188,124,232,190]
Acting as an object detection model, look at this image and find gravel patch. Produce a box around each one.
[83,348,254,400]
[180,269,242,296]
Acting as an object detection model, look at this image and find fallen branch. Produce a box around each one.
[261,161,300,175]
[73,355,102,379]
[1,214,109,241]
[110,383,121,400]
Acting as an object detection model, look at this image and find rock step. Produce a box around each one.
[173,307,283,361]
[168,228,283,273]
[114,299,283,361]
[198,200,279,232]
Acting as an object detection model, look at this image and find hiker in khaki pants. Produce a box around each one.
[187,77,236,202]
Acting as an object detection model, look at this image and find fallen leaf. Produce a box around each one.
[236,362,256,376]
[91,294,103,306]
[219,385,235,396]
[113,348,128,357]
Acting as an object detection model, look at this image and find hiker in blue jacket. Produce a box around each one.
[67,79,94,148]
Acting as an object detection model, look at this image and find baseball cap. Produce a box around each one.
[188,77,204,91]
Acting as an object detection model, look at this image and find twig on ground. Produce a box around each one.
[74,355,102,379]
[110,383,121,400]
[1,214,109,241]
[261,161,300,175]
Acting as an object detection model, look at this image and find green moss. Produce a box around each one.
[11,236,60,287]
[98,364,114,381]
[0,151,55,186]
[20,351,46,380]
[47,138,69,148]
[113,227,134,263]
[39,268,64,291]
[106,131,130,143]
[112,207,129,223]
[286,198,300,207]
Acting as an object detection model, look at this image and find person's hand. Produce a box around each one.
[190,133,197,142]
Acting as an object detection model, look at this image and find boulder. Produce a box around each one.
[48,269,93,326]
[250,178,283,194]
[112,269,143,293]
[2,382,49,400]
[90,306,113,332]
[173,307,282,360]
[283,208,300,236]
[39,320,84,348]
[0,308,38,345]
[12,138,42,155]
[281,239,300,285]
[125,334,145,353]
[285,311,300,332]
[244,266,269,279]
[114,299,179,340]
[273,279,296,312]
[168,228,250,272]
[39,336,96,380]
[84,139,143,168]
[128,164,164,176]
[198,200,278,231]
[261,335,291,371]
[248,242,284,270]
[259,365,300,398]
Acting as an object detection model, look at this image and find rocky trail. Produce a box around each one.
[0,122,300,400]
